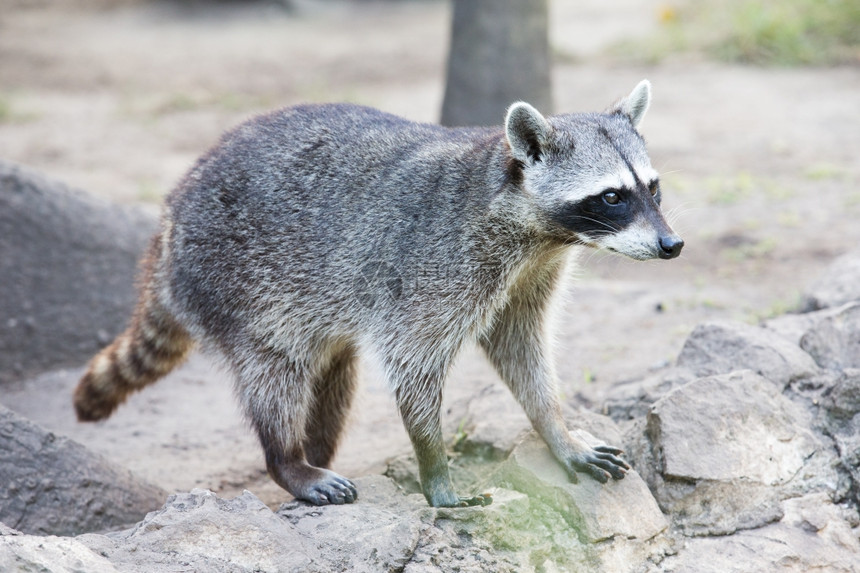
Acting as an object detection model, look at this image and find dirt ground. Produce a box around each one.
[1,0,859,507]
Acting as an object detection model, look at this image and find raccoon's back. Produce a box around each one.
[161,104,499,345]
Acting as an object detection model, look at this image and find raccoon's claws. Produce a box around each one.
[594,444,625,457]
[301,473,358,506]
[565,445,631,484]
[456,492,493,507]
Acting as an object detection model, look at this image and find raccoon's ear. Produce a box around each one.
[505,102,551,165]
[611,79,652,129]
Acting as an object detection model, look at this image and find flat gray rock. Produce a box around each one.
[0,525,118,573]
[0,160,157,384]
[78,480,427,573]
[655,493,860,573]
[676,321,818,386]
[276,478,428,573]
[800,302,860,370]
[0,404,166,536]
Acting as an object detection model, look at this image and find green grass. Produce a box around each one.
[702,172,800,205]
[745,293,803,322]
[582,368,595,385]
[0,93,40,124]
[136,179,164,203]
[803,162,849,181]
[0,96,10,123]
[612,0,860,66]
[705,172,756,204]
[723,237,777,262]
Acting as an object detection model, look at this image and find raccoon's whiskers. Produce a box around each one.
[567,215,616,233]
[664,202,698,237]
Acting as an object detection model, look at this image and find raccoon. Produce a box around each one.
[75,80,682,507]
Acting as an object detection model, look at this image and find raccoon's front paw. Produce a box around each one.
[456,492,493,507]
[430,492,493,508]
[564,445,631,484]
[423,477,493,508]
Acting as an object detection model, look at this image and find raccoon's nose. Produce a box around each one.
[658,235,684,259]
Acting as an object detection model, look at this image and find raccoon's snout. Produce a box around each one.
[658,235,684,259]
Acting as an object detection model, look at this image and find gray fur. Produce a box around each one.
[79,81,681,507]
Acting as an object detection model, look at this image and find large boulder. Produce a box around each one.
[492,430,669,571]
[0,160,157,384]
[495,431,667,542]
[818,369,860,505]
[676,321,818,387]
[802,247,860,311]
[643,371,840,536]
[649,371,819,484]
[0,404,167,536]
[763,304,848,346]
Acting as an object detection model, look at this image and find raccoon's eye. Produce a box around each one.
[602,190,621,205]
[649,180,660,196]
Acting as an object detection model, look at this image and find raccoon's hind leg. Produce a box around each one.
[237,348,358,506]
[302,342,358,469]
[74,236,194,421]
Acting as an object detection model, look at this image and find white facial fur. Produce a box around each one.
[561,163,659,205]
[596,218,663,260]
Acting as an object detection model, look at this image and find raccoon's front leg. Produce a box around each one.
[392,368,492,508]
[480,288,630,484]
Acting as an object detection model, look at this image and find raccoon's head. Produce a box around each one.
[505,80,683,261]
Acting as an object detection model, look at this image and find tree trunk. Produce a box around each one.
[440,0,553,127]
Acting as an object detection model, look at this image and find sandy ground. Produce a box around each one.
[1,0,859,507]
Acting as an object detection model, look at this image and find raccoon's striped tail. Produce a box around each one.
[74,240,193,421]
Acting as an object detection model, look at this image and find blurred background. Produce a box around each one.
[0,0,858,500]
[2,0,856,200]
[2,0,858,374]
